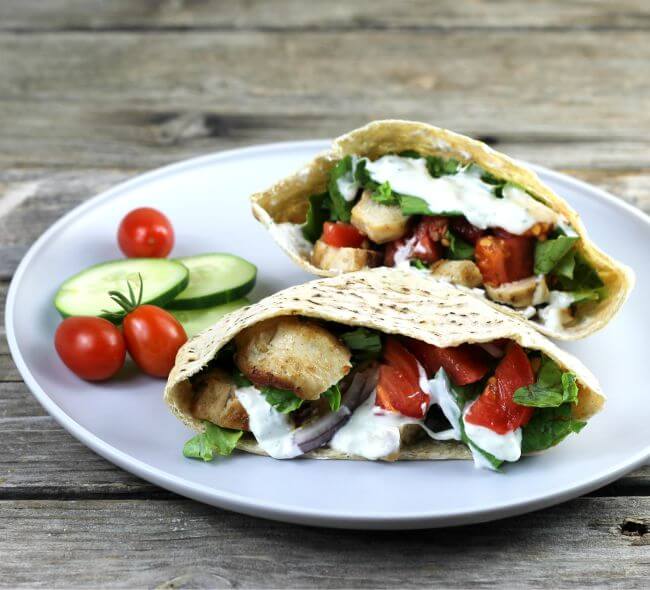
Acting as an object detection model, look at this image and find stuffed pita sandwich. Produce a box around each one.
[250,120,633,340]
[165,268,603,470]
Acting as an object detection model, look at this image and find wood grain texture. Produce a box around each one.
[1,2,649,586]
[2,1,650,31]
[1,497,648,588]
[1,29,650,169]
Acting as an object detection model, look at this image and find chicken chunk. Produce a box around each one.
[191,367,249,431]
[485,276,540,308]
[235,316,352,400]
[350,190,409,244]
[430,260,483,288]
[311,238,382,272]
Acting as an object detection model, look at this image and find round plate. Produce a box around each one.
[6,141,650,529]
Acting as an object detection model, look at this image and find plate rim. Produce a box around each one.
[5,140,650,530]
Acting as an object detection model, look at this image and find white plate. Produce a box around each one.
[6,141,650,530]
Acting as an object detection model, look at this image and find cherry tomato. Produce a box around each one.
[122,305,187,378]
[321,222,366,248]
[117,207,174,258]
[464,343,535,433]
[384,216,446,266]
[376,338,429,419]
[474,233,534,286]
[55,317,126,381]
[404,339,491,386]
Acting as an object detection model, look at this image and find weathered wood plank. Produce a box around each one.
[1,497,648,588]
[2,1,650,31]
[1,30,650,168]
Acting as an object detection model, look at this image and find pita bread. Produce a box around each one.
[165,268,604,461]
[250,120,634,340]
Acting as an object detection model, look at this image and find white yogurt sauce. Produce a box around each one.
[538,291,575,332]
[330,391,417,460]
[462,401,522,468]
[362,155,560,235]
[393,235,418,269]
[235,386,302,459]
[425,369,463,441]
[336,156,360,201]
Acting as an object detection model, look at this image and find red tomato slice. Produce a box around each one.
[321,222,366,248]
[404,339,491,386]
[376,338,429,419]
[465,343,535,434]
[384,217,446,266]
[475,233,534,286]
[449,217,485,245]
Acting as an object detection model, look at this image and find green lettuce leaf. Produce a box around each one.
[410,259,430,270]
[513,355,578,408]
[534,236,578,275]
[521,403,586,453]
[183,422,243,461]
[302,192,331,243]
[554,252,605,292]
[371,181,399,206]
[322,384,342,412]
[426,156,460,177]
[398,150,422,159]
[261,387,304,413]
[446,230,474,260]
[397,194,433,216]
[341,328,382,361]
[328,155,357,222]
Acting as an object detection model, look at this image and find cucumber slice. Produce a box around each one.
[167,253,257,310]
[170,298,249,338]
[55,258,189,320]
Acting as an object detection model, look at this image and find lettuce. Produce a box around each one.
[302,192,331,243]
[371,181,399,206]
[426,155,460,177]
[328,155,356,222]
[513,355,578,408]
[261,387,304,413]
[341,327,382,361]
[521,404,586,453]
[322,384,342,412]
[446,230,474,260]
[534,236,578,275]
[183,422,243,461]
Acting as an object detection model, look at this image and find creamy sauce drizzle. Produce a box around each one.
[329,390,416,460]
[362,155,561,235]
[538,291,575,332]
[462,401,522,468]
[235,386,302,459]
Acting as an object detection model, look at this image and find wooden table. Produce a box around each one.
[1,2,649,587]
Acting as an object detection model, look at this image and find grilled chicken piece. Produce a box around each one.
[350,190,409,244]
[430,260,483,288]
[311,239,382,272]
[485,275,542,308]
[235,316,352,400]
[191,368,249,431]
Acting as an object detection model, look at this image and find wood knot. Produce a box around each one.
[620,518,648,537]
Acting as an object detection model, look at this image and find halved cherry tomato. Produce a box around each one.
[474,232,534,286]
[449,217,485,245]
[376,338,429,418]
[118,207,174,258]
[464,342,535,434]
[123,305,187,378]
[55,317,126,381]
[404,338,491,386]
[321,222,366,248]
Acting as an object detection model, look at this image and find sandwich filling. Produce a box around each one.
[292,153,605,331]
[183,315,589,470]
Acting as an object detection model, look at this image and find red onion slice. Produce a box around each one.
[293,364,378,454]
